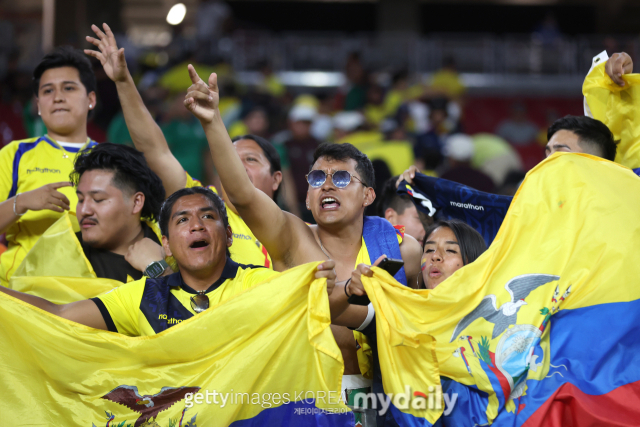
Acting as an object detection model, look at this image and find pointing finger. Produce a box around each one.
[188,64,204,86]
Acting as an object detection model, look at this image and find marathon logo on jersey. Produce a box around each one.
[233,233,253,241]
[450,201,484,211]
[27,167,61,174]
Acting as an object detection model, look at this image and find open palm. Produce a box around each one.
[84,23,128,83]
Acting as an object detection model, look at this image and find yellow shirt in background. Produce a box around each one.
[0,136,97,286]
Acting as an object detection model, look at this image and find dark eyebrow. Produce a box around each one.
[171,206,216,219]
[425,240,459,245]
[76,189,107,195]
[40,81,79,88]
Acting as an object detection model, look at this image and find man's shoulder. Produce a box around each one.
[234,262,278,283]
[96,276,147,300]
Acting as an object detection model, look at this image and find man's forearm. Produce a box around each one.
[201,116,257,207]
[116,75,167,154]
[115,75,186,194]
[0,197,20,235]
[0,286,60,316]
[329,284,369,328]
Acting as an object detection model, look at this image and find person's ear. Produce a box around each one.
[364,187,376,207]
[384,207,397,223]
[87,91,97,111]
[272,171,283,193]
[162,235,172,257]
[131,192,145,216]
[226,225,233,247]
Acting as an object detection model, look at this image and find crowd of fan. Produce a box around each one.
[0,22,629,426]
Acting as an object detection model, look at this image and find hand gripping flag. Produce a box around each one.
[362,153,640,426]
[583,59,640,175]
[0,263,352,426]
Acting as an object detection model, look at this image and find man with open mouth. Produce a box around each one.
[0,186,337,336]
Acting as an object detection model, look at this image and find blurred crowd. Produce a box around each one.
[1,46,553,223]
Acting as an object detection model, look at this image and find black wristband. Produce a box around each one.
[344,278,352,298]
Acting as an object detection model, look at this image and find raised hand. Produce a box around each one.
[14,182,73,214]
[84,23,128,83]
[395,165,419,188]
[605,52,634,87]
[184,64,219,124]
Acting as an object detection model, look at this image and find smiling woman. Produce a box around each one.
[0,46,99,286]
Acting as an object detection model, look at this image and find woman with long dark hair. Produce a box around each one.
[420,219,487,289]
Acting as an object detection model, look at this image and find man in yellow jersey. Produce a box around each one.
[8,143,175,298]
[85,23,279,268]
[183,66,423,410]
[0,47,99,286]
[0,187,337,335]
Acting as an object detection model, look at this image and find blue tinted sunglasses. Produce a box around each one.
[306,170,367,189]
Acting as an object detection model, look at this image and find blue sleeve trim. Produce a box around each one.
[8,138,45,199]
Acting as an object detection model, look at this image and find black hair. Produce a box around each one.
[547,115,618,161]
[71,143,165,222]
[311,142,375,188]
[378,176,413,216]
[159,187,230,258]
[423,219,487,265]
[231,134,282,201]
[33,46,96,96]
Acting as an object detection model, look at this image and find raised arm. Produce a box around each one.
[184,66,323,268]
[0,286,107,330]
[85,23,186,195]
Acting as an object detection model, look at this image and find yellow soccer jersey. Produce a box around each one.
[0,136,97,286]
[93,258,277,337]
[185,173,273,269]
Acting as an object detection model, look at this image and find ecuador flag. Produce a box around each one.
[0,263,352,426]
[363,153,640,426]
[583,58,640,172]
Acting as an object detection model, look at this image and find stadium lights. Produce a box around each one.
[166,3,187,26]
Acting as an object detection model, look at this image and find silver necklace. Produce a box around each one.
[317,234,332,259]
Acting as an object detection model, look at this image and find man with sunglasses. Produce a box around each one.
[0,186,337,336]
[183,66,423,407]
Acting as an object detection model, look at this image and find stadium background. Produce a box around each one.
[0,0,636,223]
